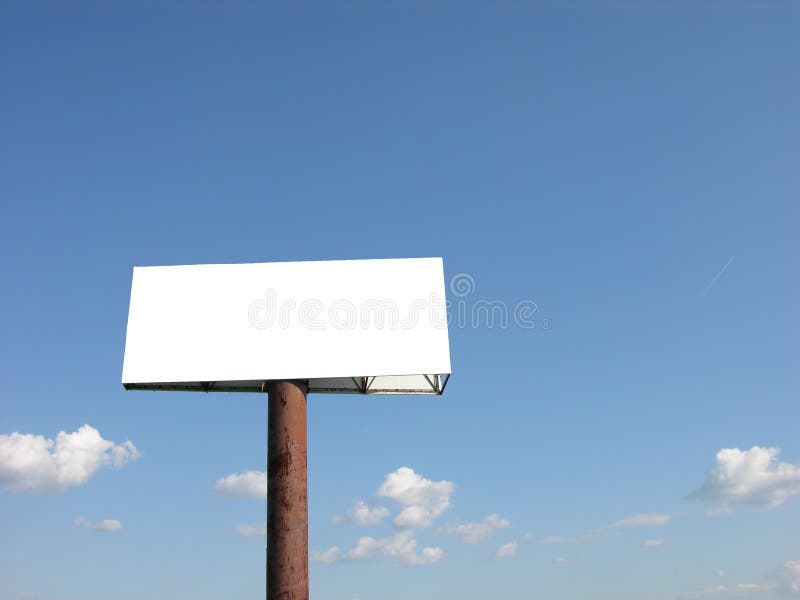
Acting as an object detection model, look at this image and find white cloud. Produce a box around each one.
[19,593,81,600]
[682,560,800,599]
[343,536,380,561]
[381,530,443,566]
[603,513,673,530]
[314,467,450,567]
[777,560,800,597]
[376,467,454,529]
[554,557,571,564]
[540,535,581,544]
[685,583,776,598]
[539,530,616,544]
[412,546,444,566]
[313,530,443,566]
[311,546,341,564]
[491,541,518,560]
[706,506,734,517]
[332,500,389,526]
[642,539,666,548]
[235,523,267,538]
[73,517,122,533]
[440,514,511,545]
[213,470,267,500]
[538,512,670,547]
[0,425,140,495]
[691,447,800,510]
[724,583,774,595]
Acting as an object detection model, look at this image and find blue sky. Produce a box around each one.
[1,2,799,599]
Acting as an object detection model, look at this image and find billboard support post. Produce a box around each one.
[267,380,309,600]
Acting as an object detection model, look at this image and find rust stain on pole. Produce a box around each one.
[268,380,309,600]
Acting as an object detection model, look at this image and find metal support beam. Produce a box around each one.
[267,380,309,600]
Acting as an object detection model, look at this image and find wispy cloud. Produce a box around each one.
[705,506,734,517]
[599,513,673,530]
[685,582,775,598]
[19,593,81,600]
[681,558,799,598]
[234,523,266,538]
[701,255,735,297]
[332,500,389,526]
[310,546,341,564]
[539,532,613,544]
[440,514,511,545]
[539,512,673,547]
[777,560,800,597]
[490,540,518,561]
[73,517,122,533]
[540,535,581,544]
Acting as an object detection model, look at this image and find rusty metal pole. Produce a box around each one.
[267,380,309,600]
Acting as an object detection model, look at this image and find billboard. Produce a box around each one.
[122,257,451,394]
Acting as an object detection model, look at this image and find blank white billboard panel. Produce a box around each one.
[122,258,451,395]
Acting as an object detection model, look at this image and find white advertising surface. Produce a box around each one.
[122,258,451,394]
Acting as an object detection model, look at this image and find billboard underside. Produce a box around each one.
[124,374,450,395]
